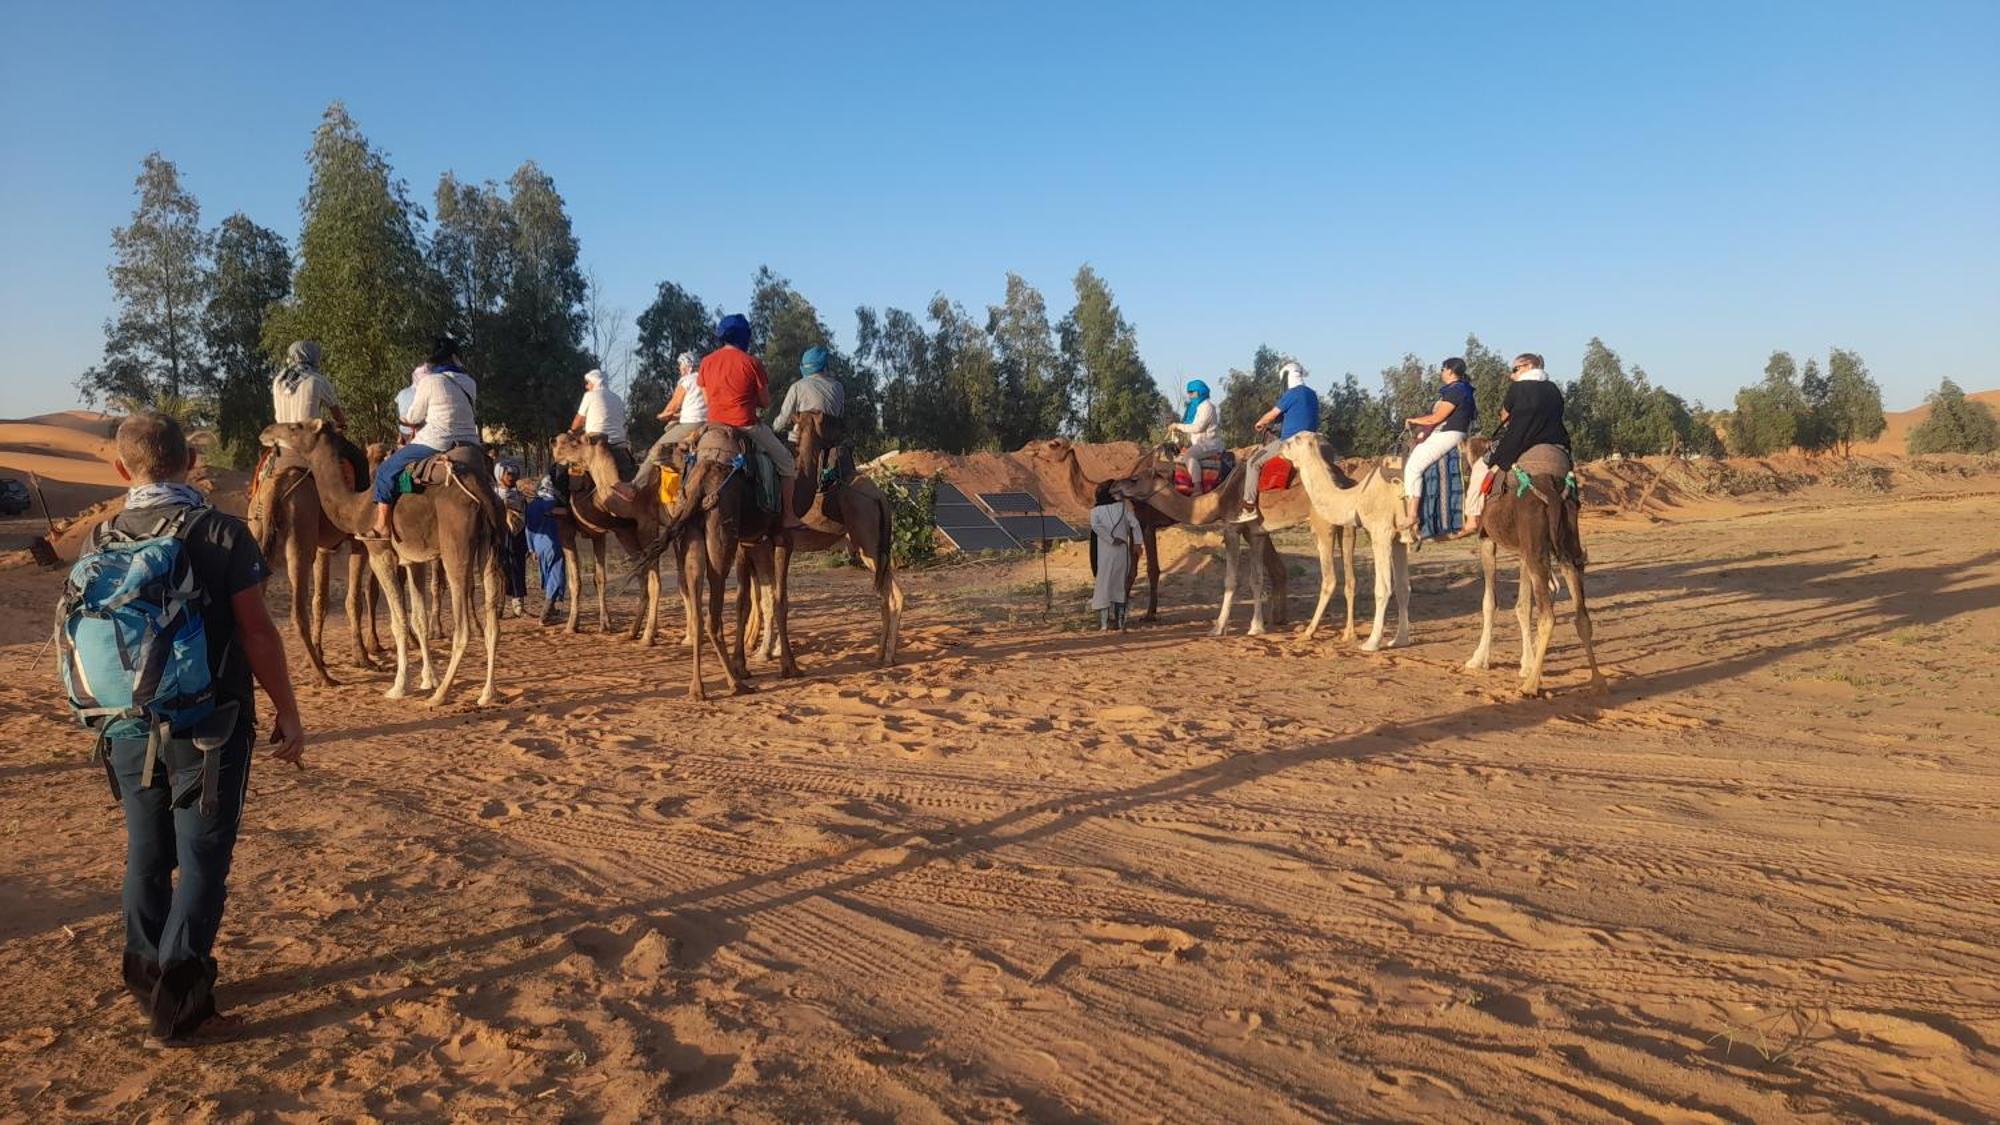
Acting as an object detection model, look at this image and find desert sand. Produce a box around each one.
[1,442,1998,1122]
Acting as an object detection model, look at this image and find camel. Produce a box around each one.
[548,433,663,644]
[631,425,794,699]
[259,420,504,706]
[1463,461,1607,696]
[247,453,384,685]
[1029,437,1291,626]
[1279,432,1415,652]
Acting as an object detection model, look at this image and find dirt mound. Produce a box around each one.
[876,440,1150,519]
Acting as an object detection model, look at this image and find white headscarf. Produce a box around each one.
[1517,368,1549,382]
[583,369,605,390]
[676,351,699,374]
[1282,360,1308,389]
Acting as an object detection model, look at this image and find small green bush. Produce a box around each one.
[868,469,941,568]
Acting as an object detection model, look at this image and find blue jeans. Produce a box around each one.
[372,442,439,504]
[110,721,252,1038]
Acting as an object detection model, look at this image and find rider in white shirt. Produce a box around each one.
[569,369,635,478]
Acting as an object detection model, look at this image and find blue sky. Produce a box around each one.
[3,0,1995,419]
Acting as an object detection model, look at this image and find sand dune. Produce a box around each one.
[1,472,1997,1120]
[1853,387,2000,456]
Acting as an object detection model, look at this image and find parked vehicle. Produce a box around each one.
[0,478,32,517]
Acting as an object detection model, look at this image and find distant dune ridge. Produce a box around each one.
[1852,388,2000,455]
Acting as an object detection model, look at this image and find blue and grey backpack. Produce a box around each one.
[56,505,221,799]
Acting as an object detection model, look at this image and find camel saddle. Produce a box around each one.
[396,444,490,495]
[1173,451,1236,497]
[686,426,781,515]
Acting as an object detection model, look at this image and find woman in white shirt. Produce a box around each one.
[1166,378,1221,493]
[628,351,707,498]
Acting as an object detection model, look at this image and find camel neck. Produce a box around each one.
[306,443,374,534]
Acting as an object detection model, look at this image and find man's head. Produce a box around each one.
[286,339,321,370]
[800,346,831,379]
[1510,353,1544,380]
[1441,357,1467,383]
[114,412,195,485]
[716,314,752,351]
[1281,360,1308,389]
[677,350,699,376]
[429,335,462,368]
[583,368,605,391]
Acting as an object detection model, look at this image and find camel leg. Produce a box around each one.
[1142,524,1160,621]
[593,537,610,634]
[310,548,331,660]
[681,540,706,701]
[427,562,444,641]
[1301,520,1338,641]
[344,545,376,669]
[639,563,661,646]
[678,540,698,648]
[1261,535,1289,628]
[563,542,583,634]
[706,534,747,696]
[1523,554,1556,696]
[1465,538,1498,671]
[1246,532,1269,637]
[774,536,798,678]
[754,548,779,664]
[1340,526,1358,643]
[1360,534,1394,652]
[369,550,412,700]
[733,550,755,673]
[1390,539,1412,647]
[1212,529,1239,637]
[477,554,501,706]
[428,557,473,707]
[286,530,335,687]
[1566,561,1609,694]
[1514,560,1536,682]
[405,567,437,691]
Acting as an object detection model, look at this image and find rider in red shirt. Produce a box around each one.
[699,314,801,527]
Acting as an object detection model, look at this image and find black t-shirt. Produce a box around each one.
[105,504,270,724]
[1439,380,1477,434]
[1491,380,1572,472]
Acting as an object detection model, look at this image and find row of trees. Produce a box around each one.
[78,103,1964,467]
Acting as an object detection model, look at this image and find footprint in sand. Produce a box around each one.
[1083,920,1203,963]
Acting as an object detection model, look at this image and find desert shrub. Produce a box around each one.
[1825,462,1892,493]
[868,469,941,568]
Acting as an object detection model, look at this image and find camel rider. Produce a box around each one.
[625,351,706,500]
[699,313,803,530]
[271,340,346,429]
[1465,353,1570,532]
[1234,361,1318,522]
[394,363,427,446]
[1398,356,1477,541]
[772,345,846,469]
[1166,378,1221,492]
[569,368,635,479]
[366,337,479,539]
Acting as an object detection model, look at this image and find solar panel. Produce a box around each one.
[940,525,1022,552]
[978,491,1045,513]
[997,515,1084,542]
[934,502,992,529]
[933,482,971,505]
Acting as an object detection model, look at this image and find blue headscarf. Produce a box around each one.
[1182,379,1211,425]
[716,313,752,350]
[800,346,830,377]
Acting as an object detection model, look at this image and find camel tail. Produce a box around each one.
[1549,484,1586,571]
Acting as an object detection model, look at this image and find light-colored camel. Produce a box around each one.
[260,420,503,706]
[1279,432,1415,652]
[1464,464,1607,696]
[1029,438,1291,627]
[549,433,663,645]
[247,458,384,684]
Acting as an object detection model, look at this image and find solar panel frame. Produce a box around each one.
[933,482,972,505]
[940,525,1023,552]
[996,514,1084,542]
[933,502,992,529]
[977,491,1045,513]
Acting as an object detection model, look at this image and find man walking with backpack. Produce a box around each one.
[60,412,306,1047]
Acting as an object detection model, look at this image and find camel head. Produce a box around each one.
[259,418,334,456]
[1026,437,1074,464]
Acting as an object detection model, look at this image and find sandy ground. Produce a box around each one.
[1,474,1997,1122]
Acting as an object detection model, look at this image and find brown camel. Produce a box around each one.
[1463,462,1607,696]
[247,454,384,684]
[737,410,901,667]
[632,424,793,699]
[260,420,504,706]
[549,433,663,644]
[1028,437,1292,626]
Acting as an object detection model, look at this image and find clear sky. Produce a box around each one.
[3,0,1995,419]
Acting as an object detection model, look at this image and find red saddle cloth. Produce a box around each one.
[1258,456,1295,493]
[1172,450,1237,497]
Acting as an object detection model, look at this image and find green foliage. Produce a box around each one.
[1379,353,1435,441]
[1907,378,2000,454]
[80,153,213,410]
[1217,345,1284,447]
[1320,372,1392,457]
[1462,334,1510,437]
[986,273,1070,447]
[202,213,290,456]
[866,469,941,567]
[1059,265,1163,442]
[264,103,447,444]
[750,267,883,458]
[484,161,592,447]
[631,280,714,448]
[858,299,989,456]
[1725,347,1883,457]
[1822,348,1887,456]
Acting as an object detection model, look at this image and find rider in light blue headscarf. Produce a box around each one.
[1167,377,1223,493]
